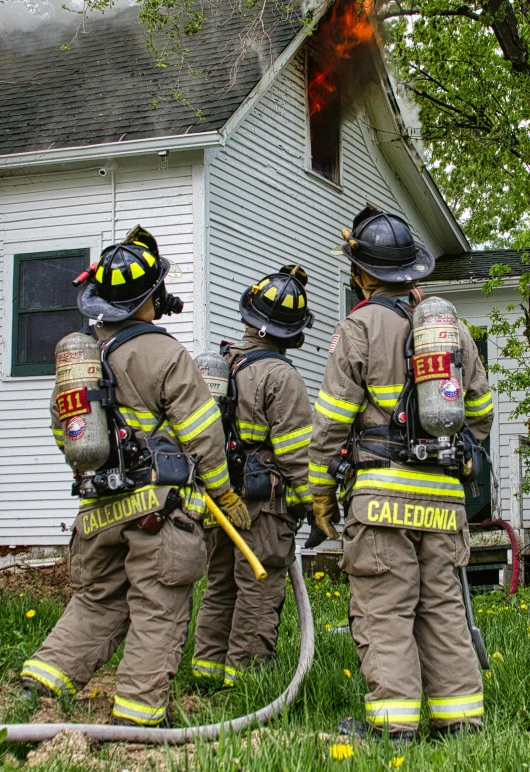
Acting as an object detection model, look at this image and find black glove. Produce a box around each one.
[304,513,328,550]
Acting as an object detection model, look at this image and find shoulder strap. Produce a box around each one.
[96,322,173,356]
[232,349,293,375]
[349,295,412,322]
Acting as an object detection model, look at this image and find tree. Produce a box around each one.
[379,0,530,249]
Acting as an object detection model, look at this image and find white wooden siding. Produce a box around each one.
[207,52,447,548]
[0,153,201,545]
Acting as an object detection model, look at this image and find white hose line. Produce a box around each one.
[2,562,314,745]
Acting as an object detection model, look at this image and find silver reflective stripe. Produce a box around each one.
[21,660,76,695]
[314,390,360,424]
[113,696,165,725]
[271,425,312,455]
[355,468,464,497]
[428,695,484,717]
[308,463,336,486]
[174,399,220,442]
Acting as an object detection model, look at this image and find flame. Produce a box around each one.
[308,0,374,117]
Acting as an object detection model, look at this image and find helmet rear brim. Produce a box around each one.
[343,242,435,283]
[77,257,170,322]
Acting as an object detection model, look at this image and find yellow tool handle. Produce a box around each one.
[204,493,268,581]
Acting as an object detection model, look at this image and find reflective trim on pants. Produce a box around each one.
[428,692,484,720]
[224,665,244,686]
[21,659,77,696]
[112,694,166,726]
[365,699,421,726]
[191,658,225,679]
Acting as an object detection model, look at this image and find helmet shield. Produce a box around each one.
[239,267,313,339]
[78,241,170,322]
[342,210,435,283]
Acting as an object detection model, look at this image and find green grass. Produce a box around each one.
[2,573,530,770]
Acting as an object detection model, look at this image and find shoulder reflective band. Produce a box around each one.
[173,397,221,442]
[464,392,493,417]
[271,425,312,456]
[236,420,269,442]
[119,407,176,437]
[428,693,484,720]
[315,390,361,424]
[52,427,65,448]
[367,384,404,409]
[413,352,451,383]
[113,695,166,726]
[365,699,421,726]
[354,468,465,498]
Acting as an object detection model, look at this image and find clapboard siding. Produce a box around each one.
[0,154,200,545]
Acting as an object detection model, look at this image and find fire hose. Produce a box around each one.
[1,561,314,745]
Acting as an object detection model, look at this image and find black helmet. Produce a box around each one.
[239,264,314,343]
[341,205,435,283]
[77,226,182,322]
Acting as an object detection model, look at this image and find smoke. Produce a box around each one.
[0,0,135,34]
[301,0,328,15]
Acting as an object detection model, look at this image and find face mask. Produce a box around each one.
[153,283,184,319]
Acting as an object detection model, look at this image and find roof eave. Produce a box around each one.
[0,130,223,170]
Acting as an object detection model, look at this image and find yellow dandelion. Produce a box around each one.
[90,687,99,698]
[492,651,504,661]
[344,669,351,678]
[25,609,36,618]
[521,603,528,610]
[487,610,495,615]
[326,592,332,598]
[485,671,492,679]
[315,572,325,580]
[330,744,354,760]
[325,624,332,631]
[315,584,320,589]
[334,591,341,597]
[286,577,291,583]
[19,593,24,598]
[477,609,483,613]
[389,758,405,768]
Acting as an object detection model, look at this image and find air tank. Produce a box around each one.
[194,350,230,402]
[55,332,110,474]
[413,296,465,438]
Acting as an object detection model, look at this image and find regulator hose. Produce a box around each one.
[480,518,520,595]
[1,562,314,745]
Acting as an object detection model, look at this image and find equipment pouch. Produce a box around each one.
[145,435,195,486]
[243,452,283,502]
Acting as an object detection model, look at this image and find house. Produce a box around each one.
[1,0,509,555]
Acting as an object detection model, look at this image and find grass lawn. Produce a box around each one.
[1,565,530,770]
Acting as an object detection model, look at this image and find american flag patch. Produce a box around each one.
[328,334,340,353]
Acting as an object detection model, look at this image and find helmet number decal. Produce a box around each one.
[413,352,451,383]
[57,387,91,422]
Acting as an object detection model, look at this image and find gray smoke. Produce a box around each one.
[0,0,135,33]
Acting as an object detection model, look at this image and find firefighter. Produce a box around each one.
[192,266,314,686]
[20,229,249,727]
[309,206,494,743]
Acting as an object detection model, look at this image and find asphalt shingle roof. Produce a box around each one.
[428,251,525,283]
[0,5,302,154]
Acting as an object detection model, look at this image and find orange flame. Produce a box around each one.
[308,0,374,117]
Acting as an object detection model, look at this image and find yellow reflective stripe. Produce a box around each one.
[308,462,336,487]
[173,398,221,442]
[354,468,465,499]
[52,427,65,447]
[271,425,312,456]
[113,695,165,724]
[236,420,269,442]
[366,699,421,725]
[179,486,206,516]
[428,693,484,719]
[191,659,225,678]
[367,384,403,408]
[79,483,165,508]
[118,407,176,438]
[285,483,312,505]
[21,659,77,696]
[201,460,229,490]
[465,391,493,417]
[224,665,244,685]
[315,390,361,424]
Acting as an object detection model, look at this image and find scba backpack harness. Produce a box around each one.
[328,293,488,503]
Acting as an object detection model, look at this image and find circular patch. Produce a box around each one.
[439,377,461,401]
[414,263,426,272]
[66,415,86,441]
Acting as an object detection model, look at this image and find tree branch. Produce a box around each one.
[379,4,481,21]
[483,0,530,73]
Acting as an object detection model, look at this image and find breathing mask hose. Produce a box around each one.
[1,562,314,745]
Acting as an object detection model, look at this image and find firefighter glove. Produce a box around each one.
[304,512,328,550]
[312,494,340,541]
[217,488,251,530]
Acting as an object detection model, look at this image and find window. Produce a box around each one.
[12,249,88,377]
[308,51,342,184]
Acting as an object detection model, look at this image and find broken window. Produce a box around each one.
[308,50,342,184]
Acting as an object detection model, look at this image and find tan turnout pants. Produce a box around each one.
[340,520,484,733]
[192,511,296,685]
[21,511,206,725]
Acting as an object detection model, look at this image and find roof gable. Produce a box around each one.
[428,251,525,283]
[0,5,301,154]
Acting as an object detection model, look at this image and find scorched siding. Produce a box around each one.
[0,154,199,546]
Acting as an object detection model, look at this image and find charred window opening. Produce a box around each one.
[308,51,341,184]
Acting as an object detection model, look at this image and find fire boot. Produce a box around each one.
[338,717,416,747]
[21,677,54,700]
[432,722,482,739]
